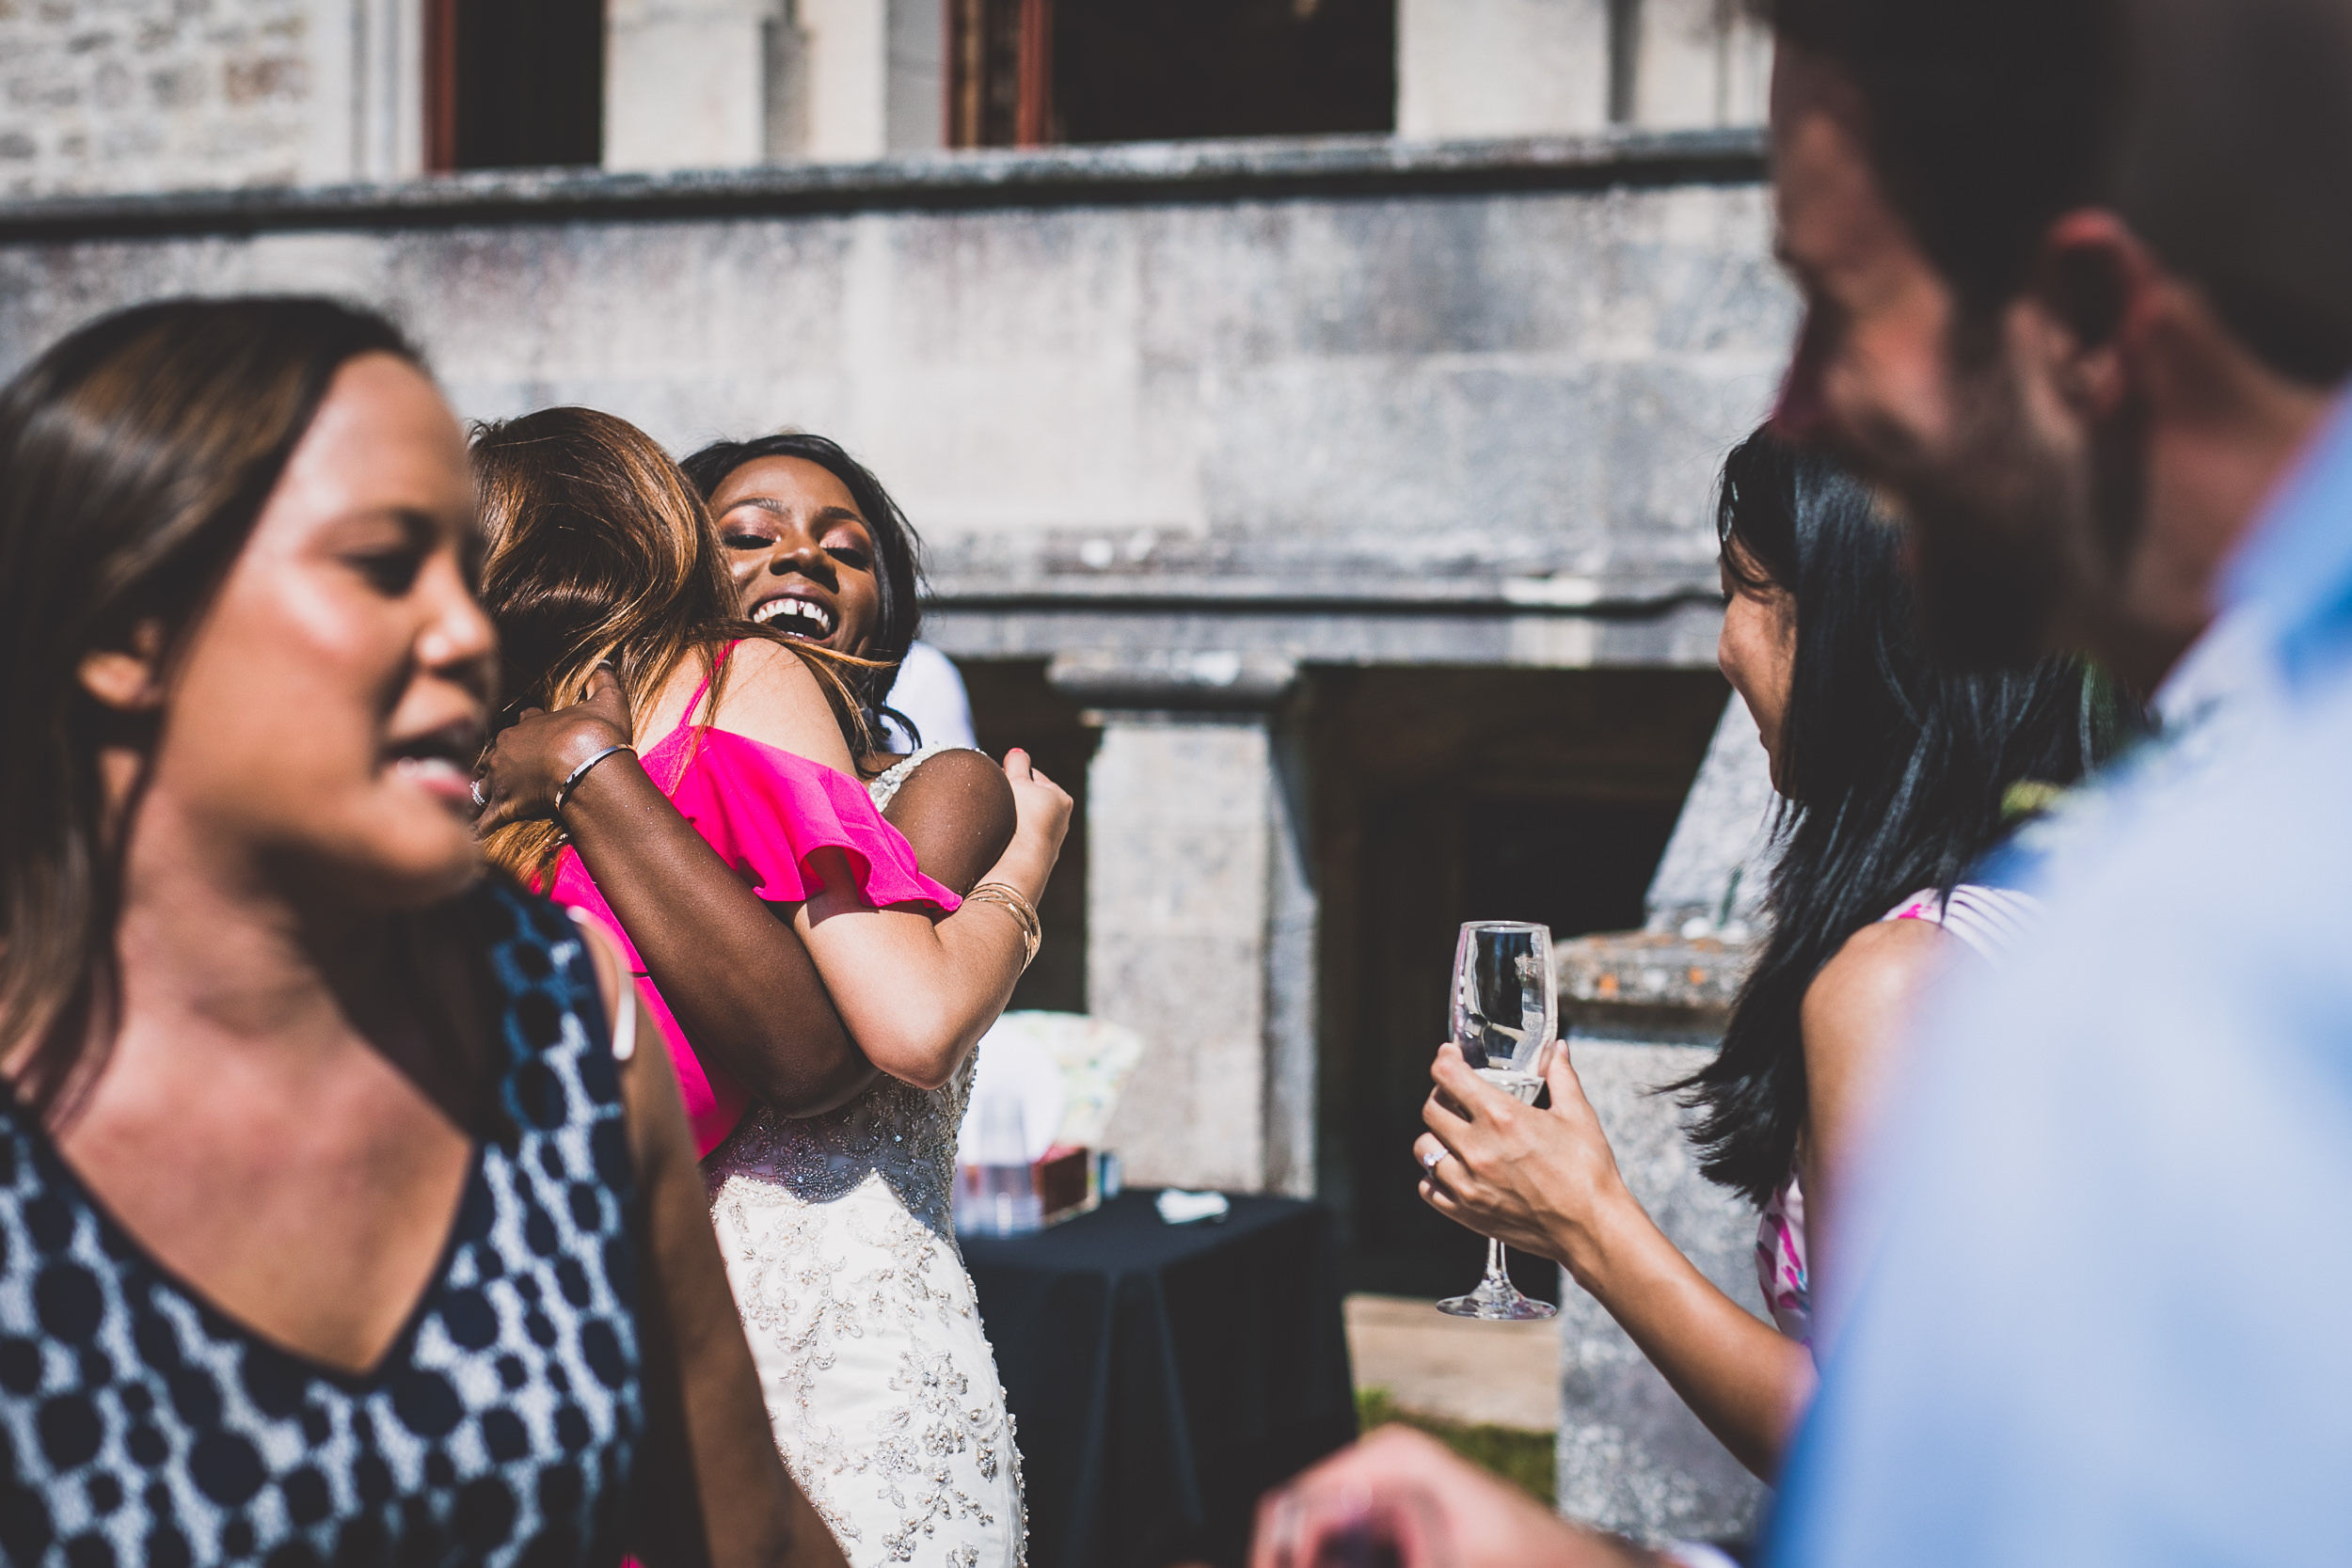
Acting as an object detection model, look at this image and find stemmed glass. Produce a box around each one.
[1435,920,1559,1321]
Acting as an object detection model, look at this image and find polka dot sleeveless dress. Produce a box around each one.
[0,879,646,1567]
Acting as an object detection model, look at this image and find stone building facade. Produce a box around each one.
[0,0,1790,1542]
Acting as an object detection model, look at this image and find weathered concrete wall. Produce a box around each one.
[606,0,784,172]
[1628,0,1772,131]
[1398,0,1771,139]
[0,0,372,195]
[1645,693,1775,936]
[1397,0,1612,138]
[1556,1037,1770,1544]
[0,143,1793,627]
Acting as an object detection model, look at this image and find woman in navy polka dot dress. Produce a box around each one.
[0,298,850,1568]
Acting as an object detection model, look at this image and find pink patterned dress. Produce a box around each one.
[1756,882,2040,1347]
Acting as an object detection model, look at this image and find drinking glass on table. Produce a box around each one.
[1436,920,1559,1321]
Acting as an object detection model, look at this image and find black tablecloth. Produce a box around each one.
[961,1191,1358,1568]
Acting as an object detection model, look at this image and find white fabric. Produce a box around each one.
[955,1025,1066,1165]
[866,743,961,813]
[702,760,1025,1568]
[883,641,977,752]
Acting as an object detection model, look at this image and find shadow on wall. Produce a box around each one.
[963,659,1102,1016]
[1310,665,1730,1298]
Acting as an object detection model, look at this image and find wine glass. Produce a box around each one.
[1435,920,1559,1321]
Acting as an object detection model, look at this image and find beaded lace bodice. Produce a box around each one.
[866,744,961,815]
[702,748,1023,1568]
[711,1053,976,1239]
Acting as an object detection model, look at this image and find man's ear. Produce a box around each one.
[2028,210,2165,422]
[77,621,166,713]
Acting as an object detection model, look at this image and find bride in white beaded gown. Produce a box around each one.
[707,747,1033,1568]
[472,423,1070,1568]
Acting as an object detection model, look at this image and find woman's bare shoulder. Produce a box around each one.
[1801,917,1953,1072]
[707,639,857,772]
[1806,916,1950,1015]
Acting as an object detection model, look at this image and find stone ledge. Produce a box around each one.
[1558,929,1754,1045]
[0,127,1766,241]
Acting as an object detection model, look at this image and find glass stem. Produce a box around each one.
[1484,1238,1510,1290]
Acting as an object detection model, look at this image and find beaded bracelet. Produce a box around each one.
[964,880,1042,972]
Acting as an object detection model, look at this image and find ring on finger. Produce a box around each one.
[470,777,489,808]
[1421,1146,1448,1172]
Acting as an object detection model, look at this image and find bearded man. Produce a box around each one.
[1252,2,2352,1563]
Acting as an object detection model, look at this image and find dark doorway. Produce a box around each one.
[427,0,604,171]
[1308,665,1729,1299]
[1055,0,1396,143]
[952,0,1396,148]
[961,659,1102,1015]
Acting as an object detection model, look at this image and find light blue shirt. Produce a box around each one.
[1767,397,2352,1566]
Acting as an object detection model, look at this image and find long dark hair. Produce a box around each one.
[473,408,873,885]
[676,433,924,742]
[1678,429,2116,1205]
[0,296,421,1122]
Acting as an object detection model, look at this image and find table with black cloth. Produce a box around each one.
[961,1190,1358,1568]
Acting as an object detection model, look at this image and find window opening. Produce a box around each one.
[951,0,1395,148]
[426,0,605,171]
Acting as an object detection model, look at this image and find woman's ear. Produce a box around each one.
[77,621,166,713]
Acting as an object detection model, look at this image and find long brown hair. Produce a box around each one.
[472,406,873,883]
[0,296,422,1122]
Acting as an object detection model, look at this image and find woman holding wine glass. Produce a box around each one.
[1411,429,2121,1478]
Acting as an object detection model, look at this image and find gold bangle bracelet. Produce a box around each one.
[965,880,1041,972]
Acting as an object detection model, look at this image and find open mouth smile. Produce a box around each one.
[387,719,485,807]
[750,594,836,640]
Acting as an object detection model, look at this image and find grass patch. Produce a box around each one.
[1355,1386,1556,1507]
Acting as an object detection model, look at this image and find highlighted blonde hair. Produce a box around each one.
[472,405,875,884]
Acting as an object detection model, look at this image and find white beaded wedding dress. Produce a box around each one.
[704,748,1025,1568]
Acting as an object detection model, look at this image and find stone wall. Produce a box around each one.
[0,0,386,196]
[0,137,1793,630]
[1556,1037,1769,1544]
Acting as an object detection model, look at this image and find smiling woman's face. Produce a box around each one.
[120,354,497,909]
[712,456,882,658]
[1717,541,1798,796]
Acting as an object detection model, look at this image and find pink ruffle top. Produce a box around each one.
[547,656,961,1157]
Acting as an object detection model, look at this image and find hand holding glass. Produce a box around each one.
[1435,920,1559,1321]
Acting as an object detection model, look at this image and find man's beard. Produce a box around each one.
[1827,341,2107,673]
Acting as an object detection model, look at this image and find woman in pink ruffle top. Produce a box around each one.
[471,408,1065,1568]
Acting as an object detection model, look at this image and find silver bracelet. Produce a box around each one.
[554,744,635,813]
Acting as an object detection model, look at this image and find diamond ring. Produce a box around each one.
[1421,1146,1448,1172]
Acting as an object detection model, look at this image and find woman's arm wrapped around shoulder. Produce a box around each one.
[477,641,1071,1104]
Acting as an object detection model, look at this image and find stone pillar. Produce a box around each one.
[1624,0,1772,130]
[884,0,946,153]
[605,0,784,171]
[1395,0,1612,138]
[1049,652,1315,1196]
